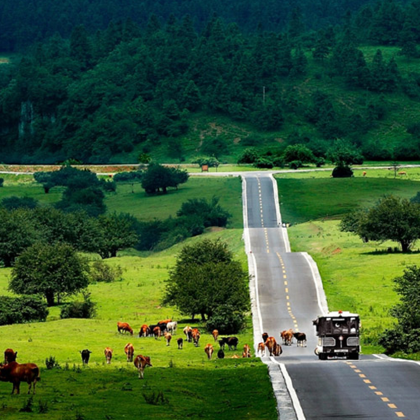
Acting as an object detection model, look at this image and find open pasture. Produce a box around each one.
[0,229,277,419]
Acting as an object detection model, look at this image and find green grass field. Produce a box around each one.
[277,170,420,355]
[0,175,278,419]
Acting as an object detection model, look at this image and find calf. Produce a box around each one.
[80,349,92,364]
[257,342,266,357]
[117,322,133,335]
[293,332,307,347]
[219,337,238,350]
[4,348,17,364]
[212,329,219,342]
[164,332,172,346]
[177,338,183,349]
[204,344,214,360]
[124,343,134,362]
[0,361,40,394]
[217,349,225,359]
[134,355,152,379]
[242,344,251,358]
[281,329,294,346]
[104,347,113,364]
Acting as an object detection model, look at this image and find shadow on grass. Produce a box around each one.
[362,249,420,255]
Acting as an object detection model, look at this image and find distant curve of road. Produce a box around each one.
[240,172,420,420]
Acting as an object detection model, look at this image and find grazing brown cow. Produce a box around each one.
[117,322,133,335]
[124,343,134,362]
[192,328,200,347]
[158,319,172,325]
[153,326,161,339]
[212,329,219,342]
[204,344,214,360]
[177,338,183,349]
[0,361,40,394]
[257,342,266,357]
[134,355,152,379]
[265,336,277,356]
[242,344,251,358]
[104,347,113,364]
[231,355,239,359]
[262,332,269,344]
[362,171,367,177]
[4,348,17,364]
[273,344,283,357]
[138,324,150,338]
[164,332,172,346]
[398,171,407,176]
[183,326,193,342]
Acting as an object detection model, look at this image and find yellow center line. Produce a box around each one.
[359,374,366,378]
[381,397,390,402]
[284,281,287,285]
[388,404,397,409]
[375,391,383,395]
[363,379,371,384]
[396,412,405,418]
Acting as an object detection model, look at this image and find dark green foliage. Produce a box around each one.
[177,196,231,229]
[96,212,139,258]
[56,186,106,217]
[45,356,60,370]
[0,295,48,325]
[206,304,246,334]
[340,195,420,252]
[379,266,420,354]
[327,140,364,165]
[163,239,250,321]
[289,160,303,170]
[90,260,123,283]
[237,149,259,164]
[20,397,34,413]
[60,292,96,319]
[10,243,90,306]
[100,178,116,192]
[253,158,274,169]
[332,164,354,178]
[1,196,39,210]
[283,144,316,164]
[0,178,4,187]
[141,163,188,194]
[113,171,143,183]
[143,390,169,406]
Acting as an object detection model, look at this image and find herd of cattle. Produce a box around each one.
[0,321,307,395]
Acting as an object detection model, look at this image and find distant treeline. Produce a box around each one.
[0,0,381,52]
[1,0,420,162]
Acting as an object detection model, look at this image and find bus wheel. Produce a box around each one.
[349,353,359,360]
[319,353,327,360]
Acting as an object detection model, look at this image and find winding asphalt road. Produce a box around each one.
[241,173,420,420]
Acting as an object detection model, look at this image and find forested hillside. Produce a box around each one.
[1,0,420,163]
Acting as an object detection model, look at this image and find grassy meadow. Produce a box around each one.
[0,175,278,419]
[276,169,420,354]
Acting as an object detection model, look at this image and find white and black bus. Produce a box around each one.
[313,310,361,360]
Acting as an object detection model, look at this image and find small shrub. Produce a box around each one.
[332,165,353,178]
[0,295,48,326]
[20,397,33,413]
[90,260,123,283]
[143,391,169,405]
[37,400,48,414]
[100,179,117,192]
[289,160,302,170]
[0,178,4,187]
[45,356,60,370]
[60,292,96,319]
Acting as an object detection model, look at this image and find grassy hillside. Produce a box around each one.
[0,175,280,418]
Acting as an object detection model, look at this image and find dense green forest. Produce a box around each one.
[1,0,420,163]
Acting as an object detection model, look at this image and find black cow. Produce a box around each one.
[293,332,307,347]
[157,322,167,333]
[149,325,158,337]
[177,338,183,349]
[80,349,92,364]
[219,337,238,351]
[217,349,225,359]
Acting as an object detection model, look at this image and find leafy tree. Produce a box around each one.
[340,195,420,252]
[56,186,106,217]
[60,291,96,319]
[379,265,420,354]
[0,296,48,326]
[96,212,139,258]
[327,139,363,178]
[141,163,189,194]
[10,243,90,306]
[237,148,260,164]
[90,260,123,283]
[0,208,40,267]
[283,144,316,164]
[163,239,250,320]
